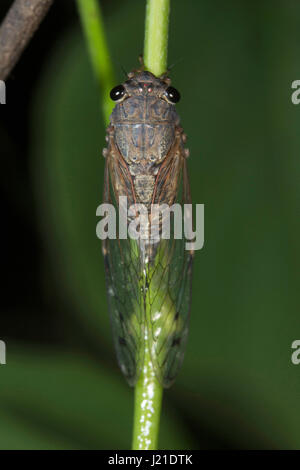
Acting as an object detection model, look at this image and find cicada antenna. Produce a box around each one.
[159,58,183,84]
[110,58,129,80]
[127,55,145,78]
[121,65,128,78]
[138,54,144,68]
[167,58,183,72]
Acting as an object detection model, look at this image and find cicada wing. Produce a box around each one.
[147,153,194,388]
[103,156,145,386]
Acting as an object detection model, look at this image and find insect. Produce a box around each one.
[102,68,193,388]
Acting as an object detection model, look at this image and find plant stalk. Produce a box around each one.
[144,0,170,77]
[76,0,115,123]
[132,342,163,450]
[132,0,171,450]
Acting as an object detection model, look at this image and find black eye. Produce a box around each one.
[110,84,125,101]
[165,86,180,103]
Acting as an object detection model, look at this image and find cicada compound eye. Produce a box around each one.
[165,86,181,104]
[110,84,126,101]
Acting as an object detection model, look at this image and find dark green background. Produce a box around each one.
[0,0,299,449]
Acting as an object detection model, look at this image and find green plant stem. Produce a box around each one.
[132,0,171,451]
[132,343,163,450]
[76,0,114,123]
[144,0,170,76]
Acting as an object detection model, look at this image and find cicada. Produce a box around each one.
[102,69,193,388]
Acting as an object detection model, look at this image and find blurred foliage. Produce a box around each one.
[1,0,300,449]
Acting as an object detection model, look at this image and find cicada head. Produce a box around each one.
[110,71,181,105]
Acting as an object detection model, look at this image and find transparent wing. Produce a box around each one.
[102,152,145,386]
[147,148,193,388]
[103,130,193,388]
